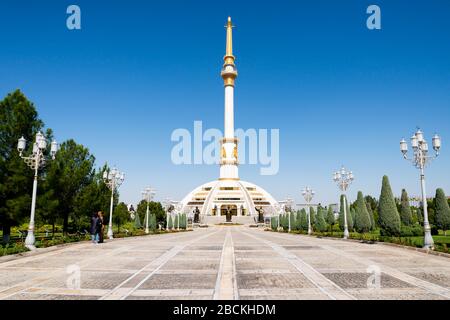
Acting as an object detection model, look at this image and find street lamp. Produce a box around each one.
[333,166,354,239]
[17,132,58,250]
[302,186,315,235]
[103,167,125,239]
[400,129,441,249]
[141,187,156,234]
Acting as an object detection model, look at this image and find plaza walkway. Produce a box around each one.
[0,226,449,300]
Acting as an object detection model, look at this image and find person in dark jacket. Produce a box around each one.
[97,211,105,243]
[90,212,100,244]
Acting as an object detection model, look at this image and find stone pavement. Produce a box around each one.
[1,226,450,300]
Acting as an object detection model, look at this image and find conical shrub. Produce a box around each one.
[435,188,450,235]
[378,175,401,236]
[338,194,352,231]
[400,189,413,226]
[354,191,371,233]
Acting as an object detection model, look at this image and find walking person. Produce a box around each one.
[98,211,105,243]
[90,212,100,244]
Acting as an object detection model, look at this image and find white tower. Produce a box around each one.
[220,17,239,180]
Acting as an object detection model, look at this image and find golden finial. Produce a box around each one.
[224,17,235,65]
[221,17,238,86]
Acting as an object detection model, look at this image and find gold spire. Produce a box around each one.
[221,17,238,86]
[225,17,234,63]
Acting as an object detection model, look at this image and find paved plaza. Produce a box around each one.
[1,226,450,300]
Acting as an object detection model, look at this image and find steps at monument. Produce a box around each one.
[202,215,257,225]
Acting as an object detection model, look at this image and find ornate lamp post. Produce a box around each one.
[141,187,156,234]
[400,129,441,249]
[17,132,58,250]
[333,166,354,239]
[103,167,125,239]
[302,186,315,235]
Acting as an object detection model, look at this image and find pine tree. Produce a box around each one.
[168,215,173,230]
[366,201,375,230]
[295,211,301,231]
[299,209,308,231]
[314,208,328,232]
[149,214,156,231]
[174,214,179,229]
[326,206,335,227]
[354,191,371,233]
[400,189,413,226]
[134,211,142,229]
[378,175,401,236]
[435,188,450,236]
[309,207,316,226]
[338,195,352,231]
[289,211,296,231]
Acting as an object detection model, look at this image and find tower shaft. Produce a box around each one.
[220,17,239,180]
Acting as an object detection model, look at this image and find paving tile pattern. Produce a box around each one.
[0,226,449,300]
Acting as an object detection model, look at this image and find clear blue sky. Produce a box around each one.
[1,0,449,207]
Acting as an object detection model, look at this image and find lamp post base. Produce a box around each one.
[423,229,435,250]
[107,228,113,240]
[343,228,349,239]
[145,228,149,234]
[308,228,312,235]
[25,231,36,251]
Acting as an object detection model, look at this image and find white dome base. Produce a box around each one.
[179,179,280,223]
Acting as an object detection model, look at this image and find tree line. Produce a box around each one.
[0,90,124,242]
[273,175,450,236]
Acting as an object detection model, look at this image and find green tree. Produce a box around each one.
[299,209,308,231]
[44,139,95,233]
[0,90,44,242]
[309,207,316,226]
[114,202,129,233]
[338,195,352,231]
[435,188,450,235]
[326,206,335,227]
[314,208,328,232]
[378,175,401,236]
[295,211,302,231]
[400,189,413,226]
[149,214,157,231]
[168,215,173,230]
[134,209,142,229]
[365,201,375,230]
[174,214,179,230]
[289,211,296,231]
[354,191,371,233]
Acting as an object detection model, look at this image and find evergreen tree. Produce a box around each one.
[326,206,335,226]
[338,194,352,231]
[309,207,316,226]
[354,191,371,233]
[378,175,401,236]
[435,188,450,236]
[134,209,142,229]
[400,189,413,226]
[289,211,296,231]
[113,202,129,233]
[299,209,308,231]
[45,139,96,233]
[174,214,179,229]
[295,211,302,231]
[314,208,328,232]
[149,213,156,231]
[365,201,375,230]
[0,90,44,242]
[168,215,173,230]
[416,207,423,225]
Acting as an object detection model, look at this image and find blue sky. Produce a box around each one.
[1,0,449,207]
